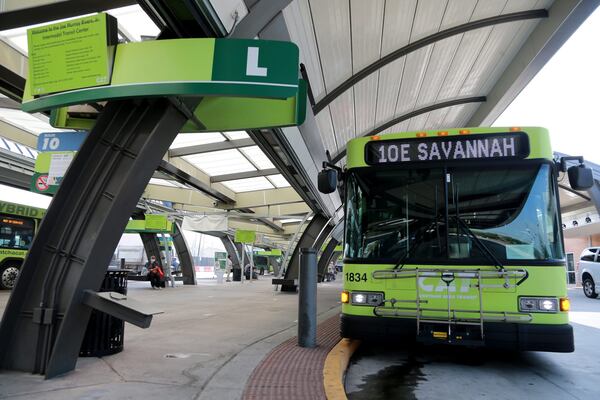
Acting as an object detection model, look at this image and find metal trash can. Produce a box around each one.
[79,269,128,357]
[232,268,242,282]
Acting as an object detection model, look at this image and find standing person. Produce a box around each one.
[226,254,233,282]
[146,255,165,289]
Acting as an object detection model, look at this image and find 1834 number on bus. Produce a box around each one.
[345,272,367,282]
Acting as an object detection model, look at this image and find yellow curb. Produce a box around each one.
[323,338,361,400]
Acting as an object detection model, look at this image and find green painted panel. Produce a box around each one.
[145,214,168,230]
[234,229,256,243]
[27,13,116,96]
[183,89,304,132]
[110,39,214,85]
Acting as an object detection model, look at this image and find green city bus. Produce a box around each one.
[0,200,45,290]
[319,127,593,352]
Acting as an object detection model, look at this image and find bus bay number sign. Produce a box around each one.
[365,132,529,165]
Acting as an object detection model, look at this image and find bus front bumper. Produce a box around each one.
[340,314,574,353]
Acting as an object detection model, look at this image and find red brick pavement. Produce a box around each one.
[242,315,341,400]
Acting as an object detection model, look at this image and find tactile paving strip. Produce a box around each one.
[242,315,340,400]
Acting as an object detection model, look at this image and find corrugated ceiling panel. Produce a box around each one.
[380,0,416,55]
[283,0,326,100]
[394,47,435,116]
[458,20,527,96]
[423,108,456,130]
[350,0,384,71]
[388,1,445,124]
[329,90,356,150]
[315,110,338,154]
[477,19,539,96]
[349,0,384,138]
[414,0,477,108]
[407,113,431,132]
[413,36,463,108]
[442,103,480,128]
[440,0,478,30]
[436,29,492,102]
[354,74,379,136]
[374,59,406,126]
[410,0,448,42]
[309,0,352,90]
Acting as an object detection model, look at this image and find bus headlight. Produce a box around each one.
[519,297,558,313]
[350,292,383,306]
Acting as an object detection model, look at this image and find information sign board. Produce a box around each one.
[27,13,117,96]
[234,230,256,244]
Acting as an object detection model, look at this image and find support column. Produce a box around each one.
[317,238,339,282]
[279,214,330,291]
[0,97,192,378]
[172,221,197,285]
[220,235,241,268]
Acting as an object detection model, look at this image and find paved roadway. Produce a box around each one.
[345,287,600,400]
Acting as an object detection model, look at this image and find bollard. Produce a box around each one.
[298,247,317,348]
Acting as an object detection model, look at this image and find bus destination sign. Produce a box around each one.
[365,132,529,165]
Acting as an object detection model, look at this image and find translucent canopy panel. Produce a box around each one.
[0,4,158,53]
[222,131,250,140]
[183,149,255,176]
[109,5,160,42]
[240,146,275,170]
[170,132,226,149]
[221,177,274,193]
[266,174,291,188]
[0,137,37,158]
[149,178,178,187]
[0,108,64,135]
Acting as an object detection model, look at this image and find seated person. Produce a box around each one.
[146,256,165,289]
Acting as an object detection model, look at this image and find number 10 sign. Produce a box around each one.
[37,132,87,152]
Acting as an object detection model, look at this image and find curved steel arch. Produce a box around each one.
[330,96,486,164]
[312,9,547,114]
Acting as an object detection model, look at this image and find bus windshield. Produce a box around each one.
[0,215,35,250]
[344,163,564,265]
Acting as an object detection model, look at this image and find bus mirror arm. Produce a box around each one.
[558,156,584,173]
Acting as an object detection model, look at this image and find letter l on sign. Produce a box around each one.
[246,47,268,77]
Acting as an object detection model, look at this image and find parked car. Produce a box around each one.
[579,247,600,298]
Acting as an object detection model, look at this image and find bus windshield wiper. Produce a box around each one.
[453,216,504,272]
[393,220,438,271]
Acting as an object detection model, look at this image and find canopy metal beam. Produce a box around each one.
[168,138,254,157]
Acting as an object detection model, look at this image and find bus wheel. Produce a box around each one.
[583,276,598,299]
[0,263,20,290]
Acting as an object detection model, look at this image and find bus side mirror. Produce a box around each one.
[568,165,593,190]
[318,169,338,194]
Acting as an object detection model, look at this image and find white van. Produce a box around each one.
[580,247,600,298]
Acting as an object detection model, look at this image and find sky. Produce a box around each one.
[494,6,600,164]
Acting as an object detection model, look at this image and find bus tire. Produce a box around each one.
[0,262,21,290]
[583,275,598,299]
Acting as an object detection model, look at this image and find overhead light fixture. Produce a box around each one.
[586,217,592,223]
[573,221,578,226]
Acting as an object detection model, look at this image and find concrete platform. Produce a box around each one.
[0,278,343,399]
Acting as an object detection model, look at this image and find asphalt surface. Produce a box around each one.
[345,287,600,400]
